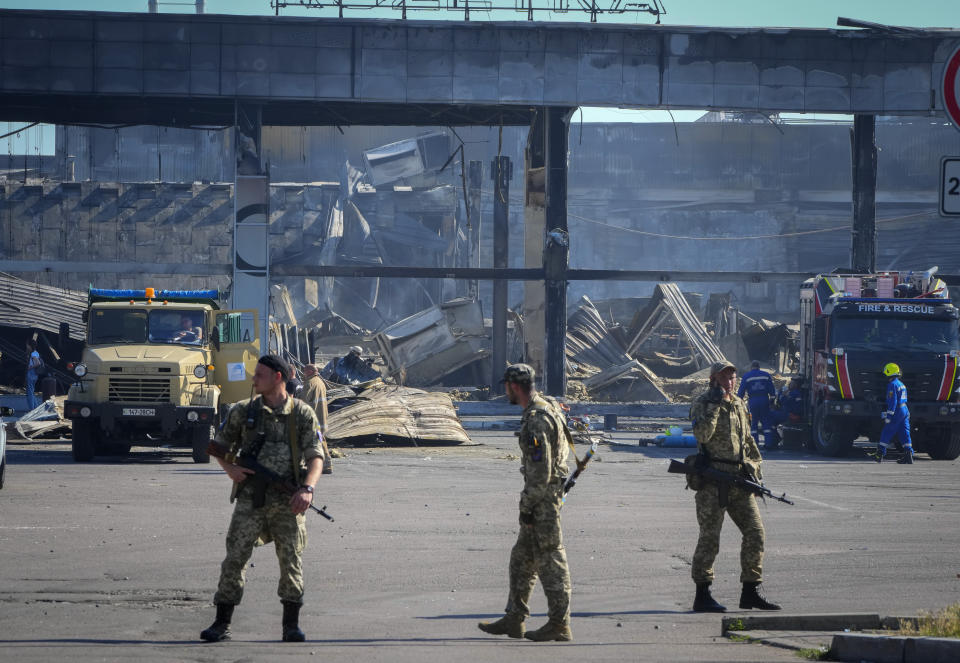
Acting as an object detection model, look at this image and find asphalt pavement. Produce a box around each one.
[1,426,958,662]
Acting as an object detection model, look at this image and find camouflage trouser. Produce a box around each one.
[691,482,764,584]
[213,496,307,606]
[507,499,571,625]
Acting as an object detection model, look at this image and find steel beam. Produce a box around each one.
[8,262,959,285]
[467,160,482,300]
[851,114,878,273]
[491,155,511,384]
[271,265,819,283]
[544,107,573,397]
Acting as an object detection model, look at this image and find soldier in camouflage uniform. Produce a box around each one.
[478,363,574,642]
[688,360,780,613]
[200,355,325,643]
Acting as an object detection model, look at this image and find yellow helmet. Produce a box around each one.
[882,363,901,378]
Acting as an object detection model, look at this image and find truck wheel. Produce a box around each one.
[192,425,213,464]
[925,428,960,460]
[71,420,97,462]
[811,404,857,456]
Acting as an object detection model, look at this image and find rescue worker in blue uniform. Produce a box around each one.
[877,363,913,464]
[778,378,805,420]
[737,361,779,449]
[768,378,804,430]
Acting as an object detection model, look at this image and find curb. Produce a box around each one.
[721,613,958,663]
[722,613,881,633]
[832,633,960,663]
[459,420,516,431]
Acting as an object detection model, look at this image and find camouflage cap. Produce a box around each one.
[502,363,535,385]
[710,360,736,376]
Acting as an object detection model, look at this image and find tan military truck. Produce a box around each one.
[64,288,260,463]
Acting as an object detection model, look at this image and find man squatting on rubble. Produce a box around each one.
[478,363,574,642]
[689,360,781,613]
[200,354,325,643]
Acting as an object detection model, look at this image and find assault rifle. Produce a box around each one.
[207,440,335,521]
[667,458,794,506]
[561,440,599,505]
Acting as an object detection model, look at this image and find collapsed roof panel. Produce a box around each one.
[626,283,726,371]
[325,384,472,446]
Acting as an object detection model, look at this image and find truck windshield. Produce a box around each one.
[89,309,147,344]
[147,309,206,345]
[831,317,960,353]
[87,308,205,345]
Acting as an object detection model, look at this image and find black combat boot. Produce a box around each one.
[282,600,306,642]
[739,582,781,610]
[897,452,914,464]
[200,603,234,642]
[692,583,726,613]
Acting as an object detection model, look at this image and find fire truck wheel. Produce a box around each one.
[811,404,857,457]
[925,427,960,461]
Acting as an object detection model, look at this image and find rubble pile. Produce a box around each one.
[564,286,799,403]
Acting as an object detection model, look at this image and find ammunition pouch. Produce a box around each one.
[684,453,707,491]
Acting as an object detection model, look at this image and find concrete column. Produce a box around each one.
[491,156,511,383]
[233,101,270,354]
[523,111,546,378]
[544,107,573,397]
[467,160,482,300]
[851,114,877,273]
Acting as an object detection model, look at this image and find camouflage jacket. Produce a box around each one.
[216,395,323,495]
[689,390,763,479]
[518,393,571,514]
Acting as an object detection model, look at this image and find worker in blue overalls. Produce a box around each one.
[737,361,779,449]
[877,363,914,464]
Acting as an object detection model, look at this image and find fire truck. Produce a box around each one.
[798,267,960,459]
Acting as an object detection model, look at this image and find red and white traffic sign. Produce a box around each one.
[944,43,960,131]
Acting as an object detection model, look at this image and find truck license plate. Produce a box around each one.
[122,408,156,417]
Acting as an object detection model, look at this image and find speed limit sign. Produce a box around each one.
[941,157,960,216]
[945,43,960,131]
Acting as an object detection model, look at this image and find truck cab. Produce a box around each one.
[64,288,259,463]
[799,268,960,458]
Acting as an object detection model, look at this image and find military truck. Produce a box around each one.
[64,288,260,463]
[798,267,960,459]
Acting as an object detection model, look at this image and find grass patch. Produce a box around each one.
[726,618,745,631]
[795,646,830,660]
[898,603,960,638]
[728,633,754,643]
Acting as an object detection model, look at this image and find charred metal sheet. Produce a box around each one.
[374,298,488,386]
[0,273,87,340]
[565,295,632,374]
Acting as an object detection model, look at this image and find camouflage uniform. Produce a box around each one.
[507,393,573,625]
[689,389,766,584]
[212,396,322,606]
[302,374,332,472]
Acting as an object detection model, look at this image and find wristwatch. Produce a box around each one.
[301,485,314,494]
